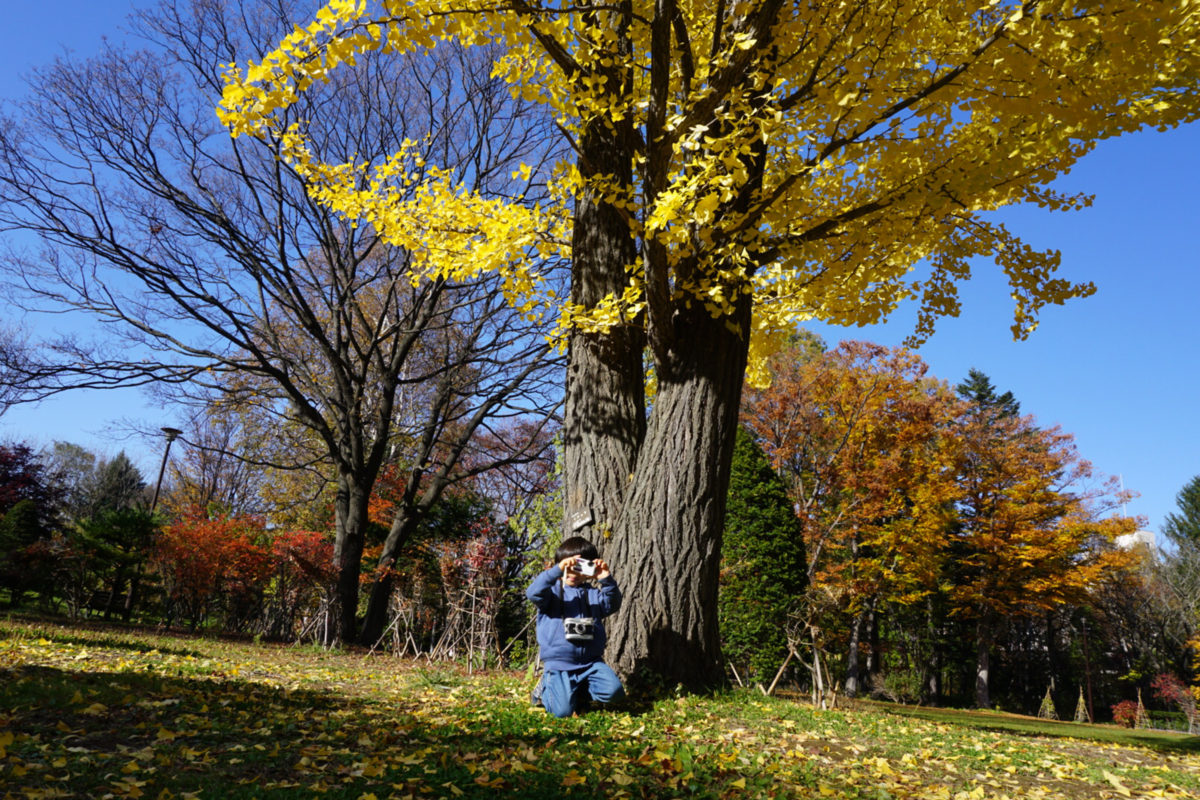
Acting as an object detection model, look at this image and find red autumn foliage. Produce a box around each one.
[439,518,508,612]
[261,529,336,638]
[1111,699,1139,728]
[1151,673,1191,707]
[153,511,272,629]
[1151,673,1198,732]
[272,529,336,585]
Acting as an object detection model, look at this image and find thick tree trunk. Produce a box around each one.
[602,299,751,691]
[562,329,645,536]
[561,0,763,691]
[331,471,370,645]
[360,573,396,647]
[561,0,643,540]
[561,119,644,540]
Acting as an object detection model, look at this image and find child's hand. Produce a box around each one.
[593,558,611,581]
[557,555,580,574]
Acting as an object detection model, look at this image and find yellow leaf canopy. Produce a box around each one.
[220,0,1199,372]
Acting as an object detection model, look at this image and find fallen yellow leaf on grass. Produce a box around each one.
[111,777,147,798]
[1102,770,1132,797]
[562,769,587,786]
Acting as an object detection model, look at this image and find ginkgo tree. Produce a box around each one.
[220,0,1199,687]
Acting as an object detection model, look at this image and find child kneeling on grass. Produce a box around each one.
[526,536,626,717]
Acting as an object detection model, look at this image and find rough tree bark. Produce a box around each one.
[561,2,645,543]
[601,297,752,690]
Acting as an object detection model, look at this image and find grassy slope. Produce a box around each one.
[0,619,1197,800]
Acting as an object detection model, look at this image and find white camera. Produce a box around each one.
[563,616,595,643]
[573,558,597,577]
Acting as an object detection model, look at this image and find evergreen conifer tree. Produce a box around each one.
[720,427,807,682]
[955,368,1021,419]
[1163,475,1200,548]
[84,452,146,516]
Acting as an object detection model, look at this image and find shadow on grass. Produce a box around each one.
[867,700,1200,755]
[0,659,649,800]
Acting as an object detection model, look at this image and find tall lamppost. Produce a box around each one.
[151,427,183,512]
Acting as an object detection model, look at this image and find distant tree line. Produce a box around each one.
[0,434,547,667]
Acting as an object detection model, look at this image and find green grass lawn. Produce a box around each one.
[1,619,1197,799]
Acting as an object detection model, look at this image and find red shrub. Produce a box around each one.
[260,529,336,639]
[272,529,335,583]
[1111,700,1139,728]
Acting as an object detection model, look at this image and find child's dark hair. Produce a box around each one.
[554,536,599,564]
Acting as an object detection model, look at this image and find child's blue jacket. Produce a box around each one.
[525,566,622,672]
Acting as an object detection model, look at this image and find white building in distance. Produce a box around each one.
[1115,529,1156,551]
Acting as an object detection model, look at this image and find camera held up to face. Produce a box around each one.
[571,558,597,577]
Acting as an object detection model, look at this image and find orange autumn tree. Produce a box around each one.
[743,348,1135,703]
[742,338,961,696]
[950,371,1136,708]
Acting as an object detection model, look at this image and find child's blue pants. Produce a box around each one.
[540,662,625,718]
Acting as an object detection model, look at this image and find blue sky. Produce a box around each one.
[806,125,1200,541]
[0,2,1197,537]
